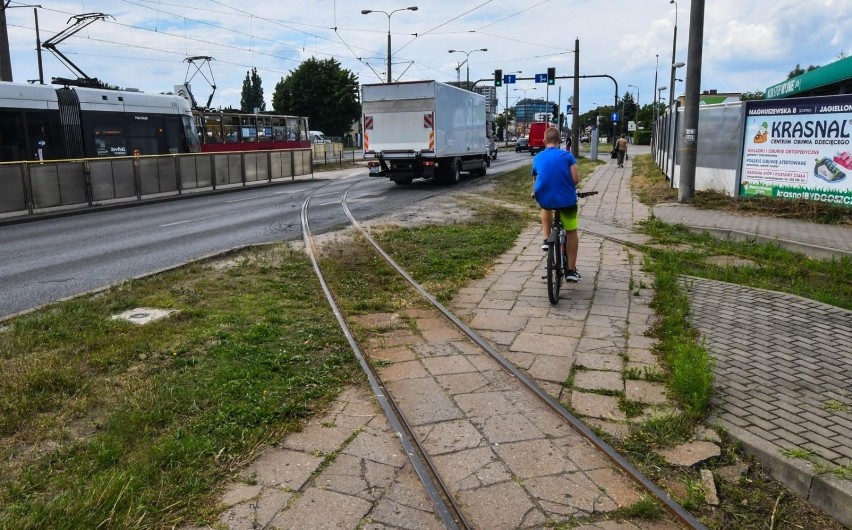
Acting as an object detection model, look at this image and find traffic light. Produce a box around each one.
[552,103,558,116]
[494,69,503,87]
[547,67,555,85]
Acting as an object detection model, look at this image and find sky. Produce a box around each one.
[4,0,851,120]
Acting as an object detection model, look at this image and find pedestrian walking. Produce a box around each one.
[616,134,628,168]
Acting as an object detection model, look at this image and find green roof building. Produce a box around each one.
[764,55,852,99]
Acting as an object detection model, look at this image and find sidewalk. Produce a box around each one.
[578,152,852,527]
[653,203,852,259]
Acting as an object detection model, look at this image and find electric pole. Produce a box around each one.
[678,0,705,203]
[572,38,580,158]
[1,3,13,81]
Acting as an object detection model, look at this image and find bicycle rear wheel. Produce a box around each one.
[546,243,562,304]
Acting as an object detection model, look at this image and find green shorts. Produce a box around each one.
[557,205,578,231]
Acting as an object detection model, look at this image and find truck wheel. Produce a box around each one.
[446,160,462,185]
[394,178,413,185]
[471,159,487,177]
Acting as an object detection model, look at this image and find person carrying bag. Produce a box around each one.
[615,134,628,168]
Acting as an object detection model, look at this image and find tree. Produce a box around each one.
[740,91,765,101]
[272,57,360,137]
[240,67,265,112]
[787,63,819,79]
[495,108,515,140]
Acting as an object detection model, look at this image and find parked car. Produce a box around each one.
[310,130,330,144]
[580,135,590,143]
[515,137,529,152]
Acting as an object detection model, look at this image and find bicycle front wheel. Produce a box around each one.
[546,243,561,304]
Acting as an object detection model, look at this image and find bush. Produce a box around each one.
[634,131,652,145]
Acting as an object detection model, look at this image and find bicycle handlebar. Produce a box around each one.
[577,191,599,198]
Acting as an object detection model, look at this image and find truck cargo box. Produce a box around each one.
[362,81,487,160]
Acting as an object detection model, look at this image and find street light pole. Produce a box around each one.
[668,0,677,106]
[514,87,536,136]
[448,48,487,89]
[627,84,639,136]
[361,6,418,83]
[504,70,521,147]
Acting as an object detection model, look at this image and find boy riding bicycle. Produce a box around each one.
[530,127,581,282]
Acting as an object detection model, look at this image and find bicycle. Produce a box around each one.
[544,191,598,304]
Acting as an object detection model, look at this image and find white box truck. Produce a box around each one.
[362,80,489,185]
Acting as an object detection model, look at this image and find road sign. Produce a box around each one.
[503,74,516,84]
[565,104,572,113]
[534,73,547,83]
[611,112,620,122]
[628,121,636,132]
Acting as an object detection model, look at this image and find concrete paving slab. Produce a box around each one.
[625,380,668,405]
[378,359,429,381]
[370,345,417,363]
[571,392,627,421]
[527,353,574,383]
[246,448,321,490]
[343,426,408,468]
[575,370,625,392]
[432,446,512,490]
[218,488,292,530]
[386,377,463,426]
[415,419,484,455]
[270,487,372,529]
[575,352,624,371]
[455,481,544,530]
[420,354,478,376]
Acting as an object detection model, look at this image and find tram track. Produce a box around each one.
[301,171,706,529]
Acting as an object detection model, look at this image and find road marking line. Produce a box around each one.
[226,189,307,203]
[160,218,204,227]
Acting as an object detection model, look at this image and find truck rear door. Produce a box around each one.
[364,109,433,153]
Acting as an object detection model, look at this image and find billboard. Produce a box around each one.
[739,95,852,206]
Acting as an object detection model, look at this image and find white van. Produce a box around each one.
[310,130,330,144]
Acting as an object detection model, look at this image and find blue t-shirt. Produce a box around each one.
[532,147,577,209]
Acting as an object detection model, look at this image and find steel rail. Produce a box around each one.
[300,181,469,530]
[339,183,708,530]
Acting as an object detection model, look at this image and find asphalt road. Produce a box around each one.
[0,151,531,319]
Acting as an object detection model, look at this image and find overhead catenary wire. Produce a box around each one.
[394,0,494,55]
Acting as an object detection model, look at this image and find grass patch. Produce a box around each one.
[780,447,814,460]
[484,157,604,207]
[693,189,852,225]
[617,396,647,418]
[0,246,358,529]
[615,496,666,519]
[640,218,852,310]
[631,153,852,225]
[643,252,714,417]
[631,154,678,205]
[371,205,529,304]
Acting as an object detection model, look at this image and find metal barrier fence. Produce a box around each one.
[0,148,313,219]
[311,142,362,166]
[653,101,746,196]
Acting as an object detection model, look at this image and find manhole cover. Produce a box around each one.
[111,308,178,325]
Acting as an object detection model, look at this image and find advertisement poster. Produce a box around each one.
[740,95,852,206]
